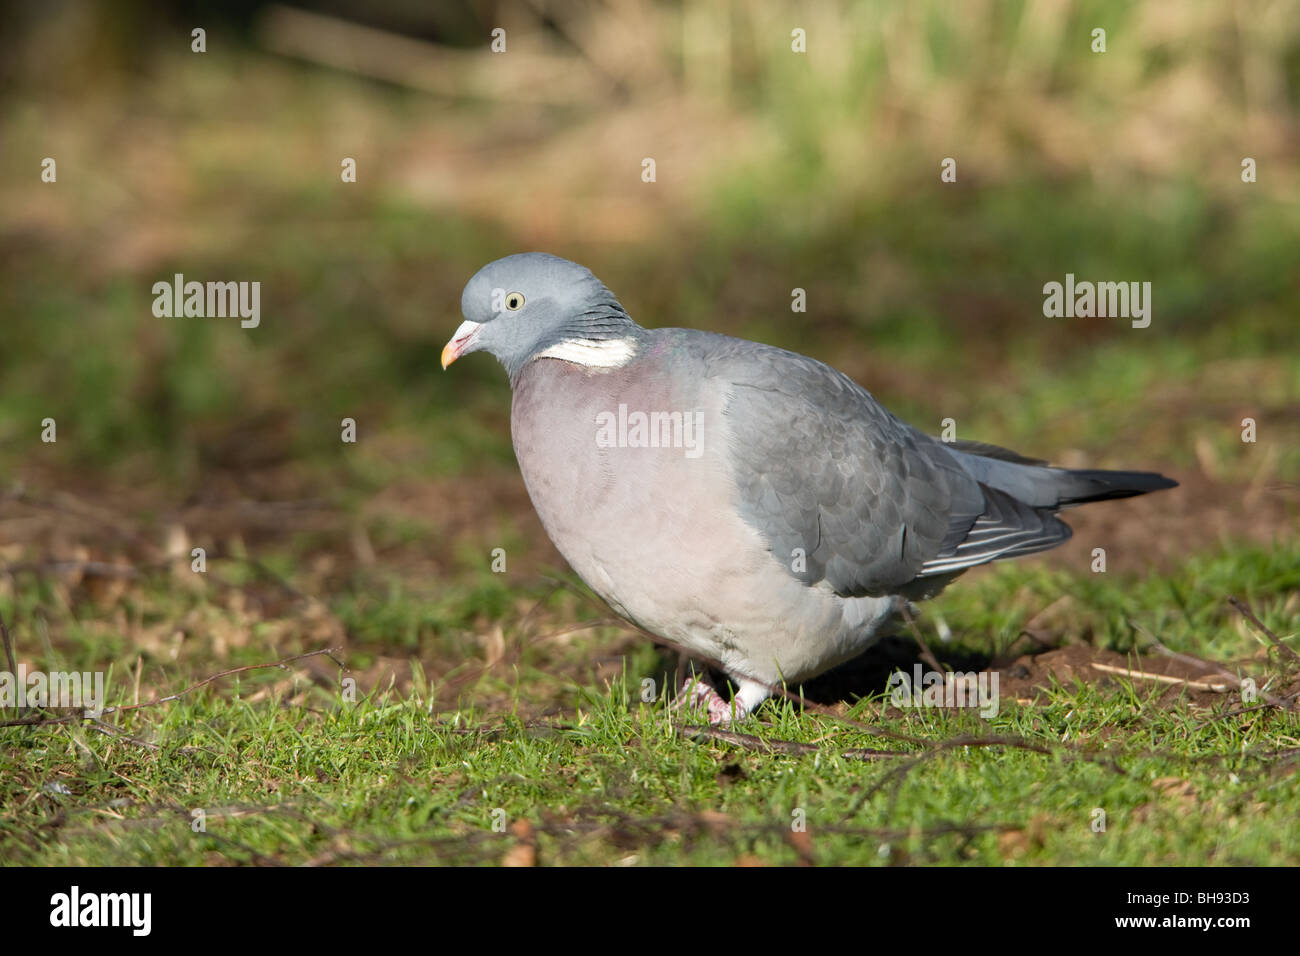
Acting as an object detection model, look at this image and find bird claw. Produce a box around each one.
[677,678,742,725]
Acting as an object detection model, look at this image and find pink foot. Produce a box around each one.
[678,678,742,725]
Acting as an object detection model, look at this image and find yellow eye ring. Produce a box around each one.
[505,292,525,311]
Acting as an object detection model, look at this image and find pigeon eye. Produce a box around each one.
[505,292,525,311]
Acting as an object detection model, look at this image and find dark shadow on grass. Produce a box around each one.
[795,635,994,708]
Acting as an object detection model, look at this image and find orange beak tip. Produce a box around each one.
[441,320,481,371]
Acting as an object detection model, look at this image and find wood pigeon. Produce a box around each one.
[442,253,1176,722]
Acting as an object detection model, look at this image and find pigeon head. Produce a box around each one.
[442,253,644,382]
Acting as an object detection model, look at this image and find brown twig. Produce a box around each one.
[1130,618,1293,712]
[0,608,16,685]
[1229,595,1300,667]
[0,647,345,728]
[1089,661,1228,692]
[675,724,900,761]
[836,733,1088,825]
[900,602,945,673]
[0,560,142,579]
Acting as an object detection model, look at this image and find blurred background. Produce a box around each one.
[2,0,1298,708]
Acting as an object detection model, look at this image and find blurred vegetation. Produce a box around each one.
[3,0,1297,490]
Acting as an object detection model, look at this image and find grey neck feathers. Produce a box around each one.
[504,298,646,385]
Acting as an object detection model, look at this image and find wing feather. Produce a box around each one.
[671,331,1077,597]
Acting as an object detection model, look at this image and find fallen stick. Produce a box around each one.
[1089,661,1228,692]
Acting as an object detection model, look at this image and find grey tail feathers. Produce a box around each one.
[908,441,1178,596]
[939,437,1178,511]
[1053,469,1178,507]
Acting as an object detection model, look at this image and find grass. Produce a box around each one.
[1,537,1297,866]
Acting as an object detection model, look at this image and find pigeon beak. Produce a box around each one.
[441,320,483,370]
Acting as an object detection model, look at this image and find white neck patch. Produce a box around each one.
[534,337,638,369]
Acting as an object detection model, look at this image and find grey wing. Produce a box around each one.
[706,339,1069,596]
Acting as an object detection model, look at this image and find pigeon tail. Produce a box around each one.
[1051,468,1179,507]
[940,439,1177,512]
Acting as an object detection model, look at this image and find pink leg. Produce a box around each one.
[677,677,771,724]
